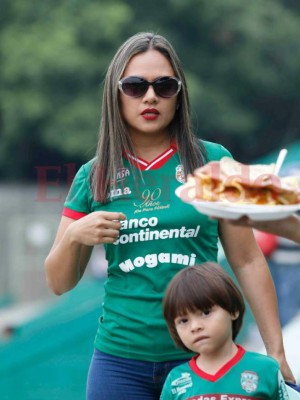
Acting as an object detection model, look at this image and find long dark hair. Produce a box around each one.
[91,32,206,202]
[163,262,245,352]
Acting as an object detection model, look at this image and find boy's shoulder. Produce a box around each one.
[165,360,192,381]
[242,349,280,371]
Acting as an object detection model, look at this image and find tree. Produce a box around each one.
[1,0,300,180]
[0,0,134,179]
[164,0,300,160]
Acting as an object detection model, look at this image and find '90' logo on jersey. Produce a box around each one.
[134,188,162,208]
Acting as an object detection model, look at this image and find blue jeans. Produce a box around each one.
[86,349,189,400]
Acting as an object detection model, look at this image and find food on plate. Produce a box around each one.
[181,157,300,205]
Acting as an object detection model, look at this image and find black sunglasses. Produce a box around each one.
[118,76,182,98]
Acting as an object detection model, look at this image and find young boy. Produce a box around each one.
[160,262,292,400]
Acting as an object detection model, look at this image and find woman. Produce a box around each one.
[44,32,294,400]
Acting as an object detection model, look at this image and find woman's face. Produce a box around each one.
[119,49,178,141]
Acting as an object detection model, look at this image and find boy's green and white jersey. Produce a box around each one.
[64,140,231,362]
[160,346,289,400]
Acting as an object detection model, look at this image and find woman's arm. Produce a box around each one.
[44,211,126,295]
[218,221,295,383]
[223,214,300,244]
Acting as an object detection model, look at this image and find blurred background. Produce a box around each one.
[1,0,300,398]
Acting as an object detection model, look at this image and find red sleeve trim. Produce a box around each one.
[62,207,87,220]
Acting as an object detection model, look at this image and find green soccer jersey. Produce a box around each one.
[63,140,231,362]
[160,346,290,400]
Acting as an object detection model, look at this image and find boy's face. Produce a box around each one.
[174,305,238,356]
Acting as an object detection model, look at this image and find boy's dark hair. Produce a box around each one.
[163,262,245,352]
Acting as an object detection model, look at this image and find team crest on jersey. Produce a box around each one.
[241,371,259,393]
[175,164,185,183]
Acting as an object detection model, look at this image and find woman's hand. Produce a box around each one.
[44,211,126,294]
[68,211,126,246]
[270,352,296,383]
[219,215,287,232]
[214,214,300,244]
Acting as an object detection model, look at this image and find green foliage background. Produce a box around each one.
[1,0,300,181]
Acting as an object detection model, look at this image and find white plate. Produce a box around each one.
[175,186,300,221]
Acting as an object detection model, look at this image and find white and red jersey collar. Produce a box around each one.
[124,140,177,171]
